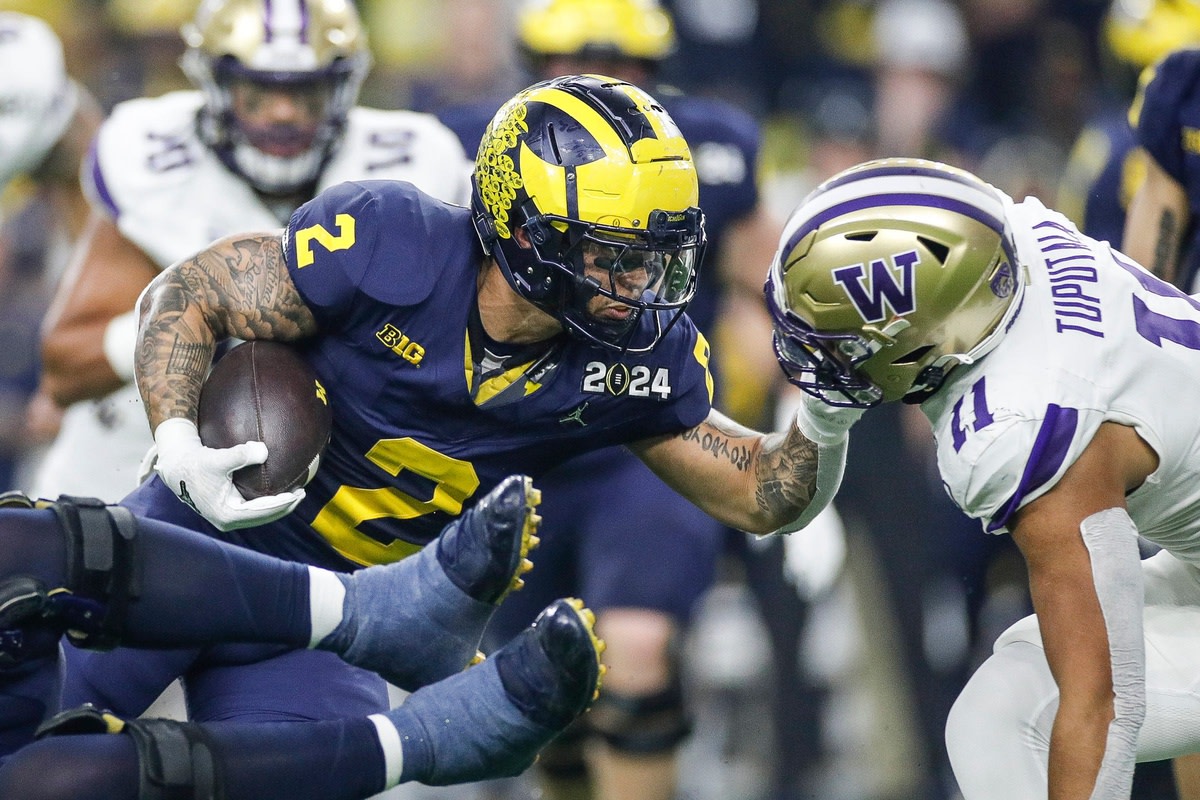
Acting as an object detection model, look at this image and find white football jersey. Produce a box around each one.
[31,91,472,502]
[922,196,1200,563]
[0,12,76,189]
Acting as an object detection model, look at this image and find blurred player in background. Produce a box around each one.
[0,10,97,236]
[436,2,786,797]
[0,11,103,491]
[1120,3,1200,290]
[1057,0,1200,250]
[32,0,470,503]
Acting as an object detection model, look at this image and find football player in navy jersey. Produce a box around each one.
[61,73,851,797]
[1058,0,1200,252]
[0,484,605,799]
[436,3,785,797]
[1123,33,1200,290]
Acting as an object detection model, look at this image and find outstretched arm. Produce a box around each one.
[629,400,850,535]
[135,230,317,431]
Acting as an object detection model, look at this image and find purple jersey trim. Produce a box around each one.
[986,403,1079,533]
[87,138,120,219]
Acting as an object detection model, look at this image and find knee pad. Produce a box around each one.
[586,680,693,755]
[37,704,225,800]
[0,495,142,659]
[0,577,61,667]
[47,495,142,651]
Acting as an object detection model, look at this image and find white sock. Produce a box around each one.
[368,713,405,788]
[307,566,347,647]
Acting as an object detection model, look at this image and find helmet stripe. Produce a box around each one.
[820,162,991,194]
[565,164,579,218]
[263,0,274,41]
[779,169,1009,260]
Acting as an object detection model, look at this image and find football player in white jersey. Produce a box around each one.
[0,11,97,211]
[33,0,470,502]
[767,157,1200,799]
[0,11,102,482]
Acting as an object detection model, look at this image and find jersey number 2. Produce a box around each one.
[295,214,357,268]
[312,437,481,566]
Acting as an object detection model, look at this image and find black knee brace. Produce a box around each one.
[48,495,142,650]
[37,705,225,800]
[0,493,140,660]
[586,680,693,755]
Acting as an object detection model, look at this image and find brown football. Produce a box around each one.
[197,340,331,500]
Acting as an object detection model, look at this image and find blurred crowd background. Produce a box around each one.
[0,0,1174,799]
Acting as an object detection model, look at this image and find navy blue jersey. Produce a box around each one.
[1060,106,1141,248]
[1132,48,1200,287]
[436,86,761,337]
[252,179,711,567]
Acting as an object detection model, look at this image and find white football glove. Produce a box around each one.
[792,391,865,446]
[151,418,304,532]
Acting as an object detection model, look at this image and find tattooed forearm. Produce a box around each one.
[1151,210,1180,283]
[166,338,209,376]
[754,427,820,522]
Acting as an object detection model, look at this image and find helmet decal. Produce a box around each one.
[477,97,528,241]
[833,251,920,323]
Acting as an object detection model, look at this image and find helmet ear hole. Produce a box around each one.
[918,237,950,264]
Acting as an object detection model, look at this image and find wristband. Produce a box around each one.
[102,309,138,381]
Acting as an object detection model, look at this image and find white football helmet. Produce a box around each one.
[180,0,371,196]
[0,12,77,189]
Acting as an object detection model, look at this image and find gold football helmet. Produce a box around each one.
[181,0,370,195]
[766,158,1023,406]
[471,74,705,353]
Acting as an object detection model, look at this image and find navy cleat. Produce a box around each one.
[437,474,540,605]
[384,598,606,786]
[318,475,541,691]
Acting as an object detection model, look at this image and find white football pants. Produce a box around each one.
[946,549,1200,799]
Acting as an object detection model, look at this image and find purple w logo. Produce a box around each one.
[832,250,920,323]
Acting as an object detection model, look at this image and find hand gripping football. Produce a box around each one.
[197,340,332,499]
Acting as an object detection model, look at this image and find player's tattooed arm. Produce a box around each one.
[135,231,319,429]
[630,408,819,534]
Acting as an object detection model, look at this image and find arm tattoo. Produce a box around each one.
[754,427,820,521]
[680,425,753,471]
[1152,210,1179,281]
[136,232,318,428]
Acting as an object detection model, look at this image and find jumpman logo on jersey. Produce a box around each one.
[559,402,589,427]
